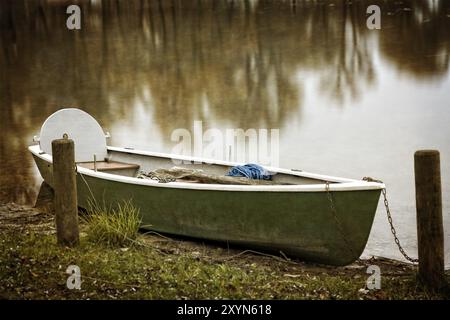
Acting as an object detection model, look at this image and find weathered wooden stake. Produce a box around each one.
[52,137,79,247]
[414,150,445,290]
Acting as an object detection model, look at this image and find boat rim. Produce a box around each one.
[29,144,385,192]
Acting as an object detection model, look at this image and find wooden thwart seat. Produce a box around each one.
[78,161,140,172]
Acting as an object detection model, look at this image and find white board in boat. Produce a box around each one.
[39,108,108,162]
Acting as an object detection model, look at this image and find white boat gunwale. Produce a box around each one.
[28,144,385,192]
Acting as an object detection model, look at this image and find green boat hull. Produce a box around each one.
[33,154,381,266]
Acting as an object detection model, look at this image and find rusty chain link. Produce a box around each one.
[362,177,419,263]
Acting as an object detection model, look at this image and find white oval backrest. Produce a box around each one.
[40,108,108,163]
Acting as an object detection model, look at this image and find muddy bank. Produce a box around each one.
[0,201,413,274]
[0,202,448,299]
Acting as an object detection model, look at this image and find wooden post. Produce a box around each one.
[52,137,79,247]
[414,150,445,290]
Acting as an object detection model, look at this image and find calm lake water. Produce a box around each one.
[0,0,449,267]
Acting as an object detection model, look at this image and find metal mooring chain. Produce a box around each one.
[362,177,419,263]
[325,181,357,257]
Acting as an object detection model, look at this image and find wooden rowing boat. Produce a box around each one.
[29,108,384,265]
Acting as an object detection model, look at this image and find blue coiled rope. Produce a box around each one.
[226,163,272,180]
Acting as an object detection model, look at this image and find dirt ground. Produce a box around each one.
[0,201,419,278]
[0,200,448,300]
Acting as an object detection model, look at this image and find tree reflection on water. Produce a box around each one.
[0,0,449,204]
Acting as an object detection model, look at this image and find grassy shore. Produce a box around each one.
[0,202,448,300]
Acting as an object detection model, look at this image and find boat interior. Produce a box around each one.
[76,148,331,185]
